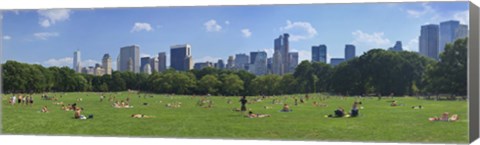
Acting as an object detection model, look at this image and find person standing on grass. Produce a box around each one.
[240,96,248,112]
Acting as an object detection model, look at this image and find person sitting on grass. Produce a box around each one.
[350,102,359,117]
[246,111,271,118]
[41,106,49,113]
[280,104,292,112]
[74,108,93,120]
[429,112,459,122]
[131,114,155,118]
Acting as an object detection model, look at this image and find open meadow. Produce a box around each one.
[1,92,468,143]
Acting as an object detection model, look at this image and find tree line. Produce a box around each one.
[2,38,467,97]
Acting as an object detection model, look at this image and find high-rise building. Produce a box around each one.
[143,63,152,75]
[194,62,213,70]
[273,33,290,75]
[226,56,235,70]
[102,53,112,75]
[330,58,345,66]
[288,52,299,72]
[170,44,193,71]
[116,54,120,71]
[455,24,468,40]
[150,57,159,72]
[248,51,267,75]
[234,53,249,70]
[216,59,225,69]
[119,45,140,73]
[158,52,167,72]
[94,63,105,76]
[439,20,460,54]
[250,52,259,65]
[140,57,151,73]
[345,44,355,61]
[389,41,403,52]
[73,50,81,73]
[419,24,440,60]
[267,57,273,74]
[312,45,327,63]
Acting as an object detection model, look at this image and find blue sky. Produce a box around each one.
[1,2,469,70]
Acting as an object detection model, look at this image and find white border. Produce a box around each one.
[0,0,476,145]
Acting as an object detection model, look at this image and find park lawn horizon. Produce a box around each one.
[1,92,468,143]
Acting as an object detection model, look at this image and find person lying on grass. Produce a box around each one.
[41,106,49,113]
[131,114,155,118]
[412,105,423,109]
[428,112,459,122]
[326,107,350,118]
[246,111,271,118]
[113,100,133,108]
[280,104,292,112]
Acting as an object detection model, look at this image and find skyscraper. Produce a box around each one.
[116,54,120,71]
[158,52,167,72]
[345,44,355,61]
[235,53,249,70]
[119,45,140,73]
[250,51,267,75]
[330,58,345,66]
[439,20,460,54]
[73,50,81,73]
[419,24,439,60]
[140,57,151,73]
[143,63,152,75]
[194,62,214,70]
[226,56,235,70]
[312,45,327,63]
[388,41,403,52]
[170,44,193,71]
[216,59,225,69]
[455,24,468,40]
[273,33,290,75]
[102,53,112,75]
[288,52,299,73]
[150,57,159,72]
[250,51,259,65]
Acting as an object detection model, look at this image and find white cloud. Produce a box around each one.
[263,48,274,58]
[43,57,73,67]
[405,3,435,18]
[351,30,392,49]
[225,21,230,25]
[241,29,252,38]
[3,35,11,40]
[194,56,221,63]
[33,32,59,40]
[204,19,222,32]
[37,9,71,27]
[403,39,419,52]
[140,53,151,58]
[131,22,153,32]
[280,20,317,41]
[453,10,469,25]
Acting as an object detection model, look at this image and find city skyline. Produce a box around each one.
[1,2,468,70]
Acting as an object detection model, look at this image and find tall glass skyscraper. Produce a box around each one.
[102,53,112,75]
[158,52,167,72]
[345,44,356,61]
[419,24,439,60]
[73,50,81,73]
[170,44,193,71]
[273,33,290,75]
[140,57,150,73]
[234,53,249,70]
[288,52,299,73]
[119,45,140,73]
[312,44,327,63]
[439,20,460,54]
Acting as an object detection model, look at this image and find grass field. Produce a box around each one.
[1,92,469,143]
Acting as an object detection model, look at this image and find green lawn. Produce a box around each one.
[1,92,468,143]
